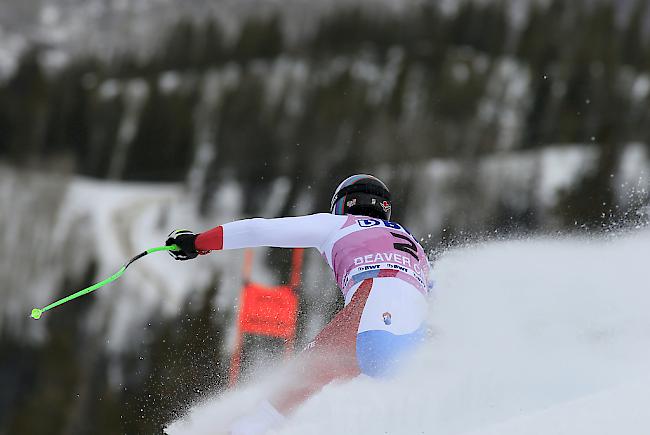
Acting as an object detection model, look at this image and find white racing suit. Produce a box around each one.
[194,213,432,434]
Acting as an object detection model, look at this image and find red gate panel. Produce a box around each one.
[238,283,298,339]
[229,249,303,387]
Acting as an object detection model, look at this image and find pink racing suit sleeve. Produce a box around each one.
[195,213,345,252]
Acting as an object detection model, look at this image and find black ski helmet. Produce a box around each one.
[330,174,392,220]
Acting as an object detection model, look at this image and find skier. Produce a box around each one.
[166,174,432,434]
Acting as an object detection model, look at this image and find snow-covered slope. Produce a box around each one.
[467,377,650,435]
[167,229,650,435]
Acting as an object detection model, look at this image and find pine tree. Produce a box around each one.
[200,19,226,67]
[234,15,284,62]
[2,50,49,163]
[124,80,197,181]
[621,0,648,70]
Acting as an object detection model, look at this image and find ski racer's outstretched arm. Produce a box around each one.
[166,213,344,260]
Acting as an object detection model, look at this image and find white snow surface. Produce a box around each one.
[167,229,650,435]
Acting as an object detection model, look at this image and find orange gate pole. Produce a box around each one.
[229,248,303,387]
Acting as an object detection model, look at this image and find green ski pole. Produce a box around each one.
[30,244,179,320]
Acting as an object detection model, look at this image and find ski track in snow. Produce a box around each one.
[166,229,650,435]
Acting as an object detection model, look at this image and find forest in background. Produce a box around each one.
[1,0,649,227]
[1,1,650,434]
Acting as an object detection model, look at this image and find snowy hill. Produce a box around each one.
[467,377,650,435]
[167,229,650,434]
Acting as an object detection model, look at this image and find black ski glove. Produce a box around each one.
[166,229,199,260]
